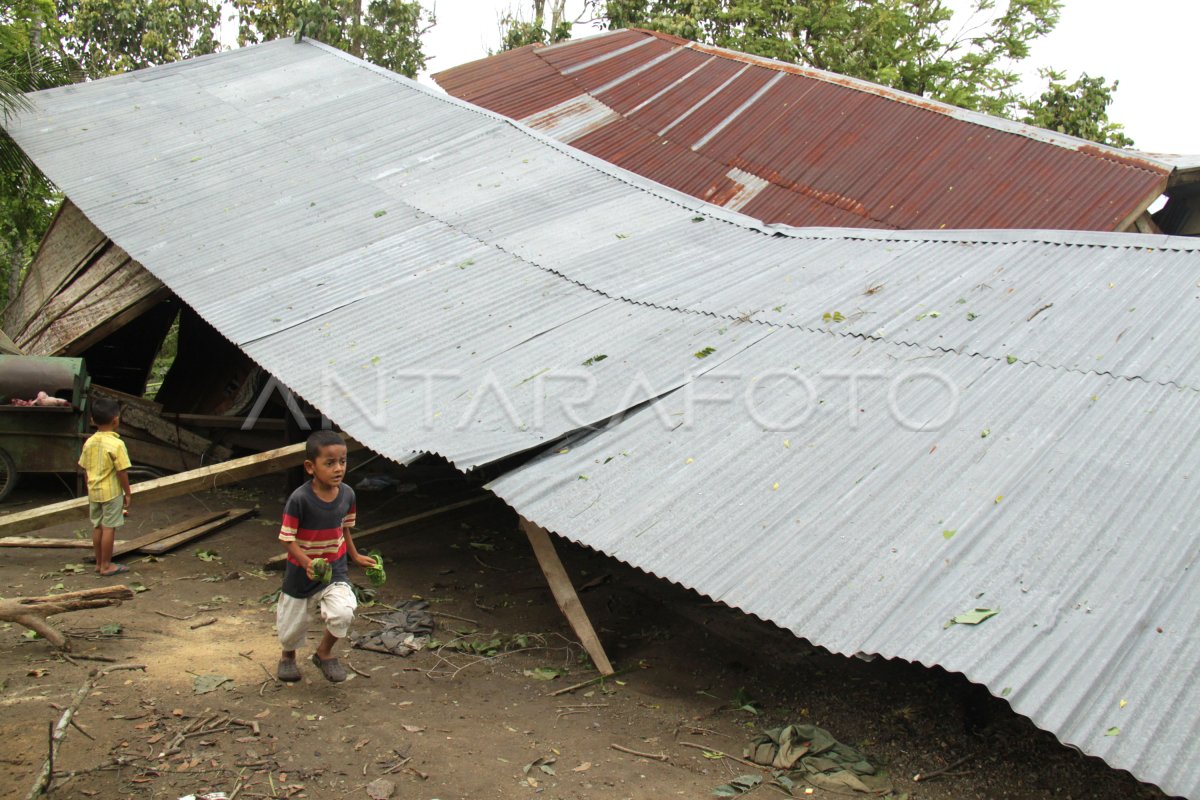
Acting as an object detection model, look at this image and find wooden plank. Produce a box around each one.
[0,442,314,537]
[166,414,287,431]
[1133,210,1164,235]
[25,264,166,356]
[519,517,614,676]
[101,509,230,560]
[139,507,256,554]
[0,329,22,355]
[121,433,204,473]
[263,495,493,569]
[3,201,108,338]
[0,536,127,548]
[15,245,130,348]
[94,384,229,459]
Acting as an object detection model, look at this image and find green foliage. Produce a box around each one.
[233,0,435,78]
[56,0,220,78]
[1,0,74,311]
[1021,68,1133,147]
[498,0,574,51]
[604,0,1070,118]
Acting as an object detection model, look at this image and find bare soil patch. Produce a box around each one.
[0,462,1171,800]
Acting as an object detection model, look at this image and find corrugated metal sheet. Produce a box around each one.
[6,40,1200,798]
[435,29,1171,232]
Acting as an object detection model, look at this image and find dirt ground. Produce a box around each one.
[0,459,1173,800]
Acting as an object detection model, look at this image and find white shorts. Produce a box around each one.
[275,582,358,651]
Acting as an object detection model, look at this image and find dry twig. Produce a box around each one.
[610,743,669,762]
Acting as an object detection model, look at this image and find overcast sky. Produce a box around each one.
[415,0,1197,155]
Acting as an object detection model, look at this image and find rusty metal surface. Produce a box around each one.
[435,29,1170,232]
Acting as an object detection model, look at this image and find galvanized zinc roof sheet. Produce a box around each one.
[6,40,1200,798]
[435,29,1171,233]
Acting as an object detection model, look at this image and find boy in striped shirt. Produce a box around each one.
[276,430,375,683]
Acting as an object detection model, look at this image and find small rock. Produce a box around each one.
[366,777,395,799]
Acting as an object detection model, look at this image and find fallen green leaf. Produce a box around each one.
[1006,355,1018,364]
[373,209,387,218]
[945,608,1000,628]
[712,774,762,797]
[694,346,716,359]
[195,549,220,562]
[581,354,608,367]
[523,667,566,681]
[942,530,957,540]
[1106,726,1120,737]
[193,674,232,694]
[128,581,148,593]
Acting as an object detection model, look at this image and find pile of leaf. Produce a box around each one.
[714,724,893,796]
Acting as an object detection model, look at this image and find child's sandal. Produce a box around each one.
[277,658,301,682]
[311,653,347,683]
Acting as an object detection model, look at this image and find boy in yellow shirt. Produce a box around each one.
[78,397,132,576]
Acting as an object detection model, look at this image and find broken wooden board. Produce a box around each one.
[0,329,22,355]
[263,495,492,569]
[2,201,107,340]
[0,442,317,537]
[0,536,127,548]
[93,384,232,460]
[138,507,256,555]
[98,510,229,561]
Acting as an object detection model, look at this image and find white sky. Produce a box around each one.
[415,0,1198,155]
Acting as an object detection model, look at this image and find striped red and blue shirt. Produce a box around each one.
[279,482,356,598]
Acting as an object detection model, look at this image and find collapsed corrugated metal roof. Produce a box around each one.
[434,28,1175,233]
[5,39,1200,797]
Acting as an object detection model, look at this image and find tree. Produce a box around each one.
[499,0,575,50]
[1,0,79,310]
[1021,68,1132,148]
[603,0,1063,118]
[56,0,221,79]
[233,0,435,78]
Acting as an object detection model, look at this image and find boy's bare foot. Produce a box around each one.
[311,653,347,682]
[277,657,301,682]
[97,564,129,576]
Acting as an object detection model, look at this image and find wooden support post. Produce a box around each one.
[519,516,614,676]
[0,441,338,537]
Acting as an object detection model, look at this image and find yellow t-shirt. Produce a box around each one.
[78,431,131,503]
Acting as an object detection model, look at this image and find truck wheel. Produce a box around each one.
[0,449,17,503]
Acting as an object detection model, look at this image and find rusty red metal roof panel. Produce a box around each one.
[536,28,646,71]
[434,48,579,120]
[656,65,776,148]
[625,56,745,134]
[570,117,735,202]
[698,73,821,166]
[434,28,1172,232]
[738,182,892,228]
[593,47,706,114]
[566,37,677,92]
